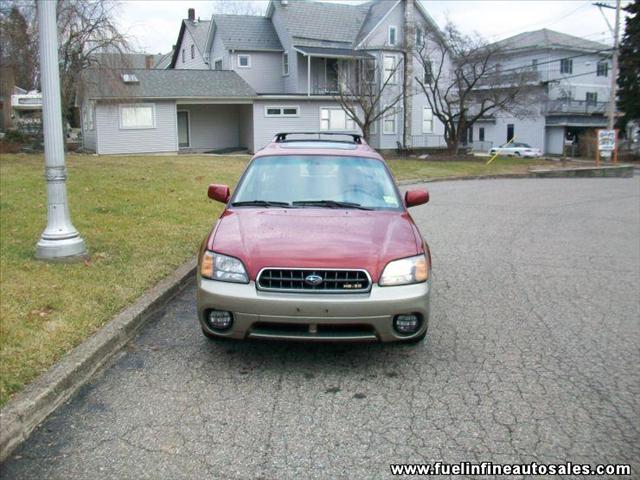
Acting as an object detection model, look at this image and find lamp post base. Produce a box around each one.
[35,235,88,262]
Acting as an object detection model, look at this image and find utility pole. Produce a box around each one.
[594,0,622,130]
[35,0,87,261]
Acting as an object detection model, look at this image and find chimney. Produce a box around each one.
[188,8,195,21]
[145,54,154,69]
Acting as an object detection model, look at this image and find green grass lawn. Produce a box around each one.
[0,152,552,406]
[387,156,556,181]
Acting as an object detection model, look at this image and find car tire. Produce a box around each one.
[489,150,496,155]
[515,151,521,157]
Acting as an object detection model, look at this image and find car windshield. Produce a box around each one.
[232,155,402,210]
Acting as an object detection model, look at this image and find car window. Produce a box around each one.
[233,155,402,210]
[521,143,531,148]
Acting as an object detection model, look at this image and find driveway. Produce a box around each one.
[2,177,639,479]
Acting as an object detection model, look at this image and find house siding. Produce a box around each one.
[232,51,284,93]
[96,100,178,155]
[270,7,297,93]
[210,30,230,69]
[178,28,207,69]
[252,99,362,151]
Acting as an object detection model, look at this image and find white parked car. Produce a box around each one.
[489,142,542,158]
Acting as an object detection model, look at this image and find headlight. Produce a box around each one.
[200,251,249,283]
[379,254,428,286]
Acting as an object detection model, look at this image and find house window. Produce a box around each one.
[479,127,485,142]
[119,104,155,129]
[416,27,424,47]
[422,106,433,134]
[190,45,195,59]
[531,59,538,70]
[265,106,299,117]
[238,54,251,68]
[320,108,356,131]
[383,107,396,134]
[181,49,185,63]
[388,26,397,46]
[282,52,289,76]
[586,92,598,104]
[363,58,376,83]
[214,58,223,70]
[423,60,433,84]
[597,61,608,77]
[383,55,398,84]
[560,58,573,74]
[84,101,95,130]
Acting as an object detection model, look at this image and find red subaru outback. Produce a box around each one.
[197,133,431,343]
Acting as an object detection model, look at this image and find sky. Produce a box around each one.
[114,0,630,55]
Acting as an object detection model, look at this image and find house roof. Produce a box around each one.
[169,19,212,68]
[492,29,611,54]
[184,19,212,56]
[154,50,174,69]
[212,15,282,51]
[82,69,256,100]
[355,0,399,45]
[92,53,165,69]
[273,1,370,46]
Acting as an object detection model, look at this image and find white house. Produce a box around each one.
[473,29,612,155]
[80,0,447,154]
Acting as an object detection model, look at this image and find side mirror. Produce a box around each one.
[208,184,230,204]
[405,189,429,208]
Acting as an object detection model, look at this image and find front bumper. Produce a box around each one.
[197,277,431,342]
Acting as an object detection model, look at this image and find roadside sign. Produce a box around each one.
[595,129,618,166]
[597,130,616,151]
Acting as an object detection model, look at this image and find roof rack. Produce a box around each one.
[273,132,362,144]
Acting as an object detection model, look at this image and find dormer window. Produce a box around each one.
[416,28,424,47]
[191,45,195,59]
[182,48,185,63]
[388,26,397,46]
[282,51,289,76]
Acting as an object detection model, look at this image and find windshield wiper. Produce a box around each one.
[292,200,373,210]
[231,200,292,208]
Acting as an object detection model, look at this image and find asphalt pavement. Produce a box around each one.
[2,177,639,479]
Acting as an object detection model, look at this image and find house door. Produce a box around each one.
[177,111,190,148]
[507,124,514,143]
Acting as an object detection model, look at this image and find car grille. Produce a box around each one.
[257,269,371,293]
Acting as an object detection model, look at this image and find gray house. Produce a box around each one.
[473,29,613,155]
[80,0,447,155]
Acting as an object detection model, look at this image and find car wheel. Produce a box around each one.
[489,150,496,155]
[515,152,521,157]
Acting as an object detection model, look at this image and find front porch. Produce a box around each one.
[176,102,254,153]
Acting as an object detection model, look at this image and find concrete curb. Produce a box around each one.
[0,258,197,462]
[396,165,634,186]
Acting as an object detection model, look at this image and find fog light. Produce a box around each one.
[393,314,420,335]
[207,310,233,331]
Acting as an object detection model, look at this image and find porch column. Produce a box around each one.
[307,54,311,97]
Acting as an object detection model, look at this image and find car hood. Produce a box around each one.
[207,208,423,281]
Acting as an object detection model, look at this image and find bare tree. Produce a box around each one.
[415,22,540,154]
[333,54,405,141]
[0,4,38,89]
[1,0,130,126]
[211,1,266,16]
